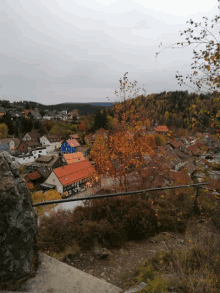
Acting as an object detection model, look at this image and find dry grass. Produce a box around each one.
[136,220,220,293]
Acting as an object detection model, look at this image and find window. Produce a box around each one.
[39,151,42,153]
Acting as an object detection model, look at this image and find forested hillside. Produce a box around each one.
[106,90,220,132]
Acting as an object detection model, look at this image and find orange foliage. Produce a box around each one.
[32,190,62,216]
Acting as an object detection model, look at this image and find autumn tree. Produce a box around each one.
[32,190,62,216]
[0,123,8,138]
[78,120,86,131]
[156,1,220,132]
[90,134,111,189]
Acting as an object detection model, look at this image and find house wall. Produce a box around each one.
[45,172,63,193]
[40,136,61,151]
[22,133,31,141]
[32,148,48,159]
[14,155,35,165]
[61,142,76,154]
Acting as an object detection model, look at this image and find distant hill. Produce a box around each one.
[7,101,115,116]
[63,102,114,107]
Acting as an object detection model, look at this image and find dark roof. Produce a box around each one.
[36,156,53,163]
[0,138,20,147]
[45,135,61,143]
[37,167,51,179]
[19,140,40,148]
[33,155,61,167]
[23,131,41,140]
[28,110,42,119]
[169,140,184,149]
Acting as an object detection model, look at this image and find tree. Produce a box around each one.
[156,1,220,132]
[90,134,111,189]
[0,123,8,138]
[3,112,14,135]
[32,190,62,216]
[25,102,31,110]
[78,120,86,131]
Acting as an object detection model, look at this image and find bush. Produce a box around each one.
[38,196,158,252]
[153,133,166,146]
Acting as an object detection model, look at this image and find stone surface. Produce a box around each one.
[20,253,122,293]
[0,151,39,291]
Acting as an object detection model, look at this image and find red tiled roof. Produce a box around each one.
[27,171,41,181]
[66,139,80,148]
[54,160,94,186]
[64,152,86,164]
[155,125,169,132]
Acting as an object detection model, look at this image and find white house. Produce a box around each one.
[32,147,49,158]
[44,160,94,194]
[40,134,61,151]
[13,154,35,165]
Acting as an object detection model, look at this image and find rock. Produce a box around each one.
[124,282,148,293]
[94,247,110,259]
[0,151,38,291]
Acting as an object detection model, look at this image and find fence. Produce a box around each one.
[33,182,210,215]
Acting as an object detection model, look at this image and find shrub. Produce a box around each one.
[38,196,158,252]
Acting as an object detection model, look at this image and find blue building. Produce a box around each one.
[61,139,80,154]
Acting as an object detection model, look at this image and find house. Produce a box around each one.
[22,131,41,141]
[18,140,41,154]
[27,110,42,120]
[32,155,65,171]
[0,143,11,154]
[25,170,44,185]
[43,160,94,194]
[187,144,203,156]
[22,109,34,117]
[10,111,22,122]
[64,152,86,165]
[36,166,51,180]
[40,134,61,151]
[61,139,80,154]
[155,125,169,135]
[84,133,95,146]
[169,139,184,149]
[13,153,36,165]
[69,134,80,143]
[0,138,20,152]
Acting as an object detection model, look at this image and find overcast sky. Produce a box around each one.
[0,0,219,105]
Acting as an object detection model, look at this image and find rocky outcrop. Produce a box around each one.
[0,151,38,290]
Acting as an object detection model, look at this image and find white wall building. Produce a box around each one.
[13,147,48,165]
[40,135,61,151]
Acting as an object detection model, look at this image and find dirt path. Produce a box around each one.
[61,231,188,291]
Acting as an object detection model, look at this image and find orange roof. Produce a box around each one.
[155,125,169,132]
[64,152,86,164]
[27,171,41,181]
[54,160,94,186]
[66,139,80,148]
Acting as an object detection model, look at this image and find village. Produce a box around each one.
[0,103,220,202]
